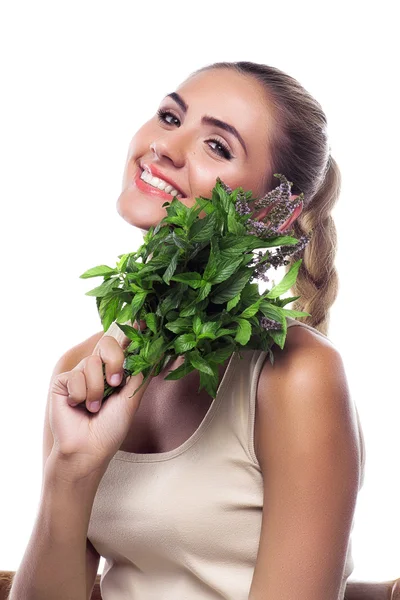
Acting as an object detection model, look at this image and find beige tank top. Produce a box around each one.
[87,317,366,599]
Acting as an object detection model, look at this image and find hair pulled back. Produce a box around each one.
[192,61,340,336]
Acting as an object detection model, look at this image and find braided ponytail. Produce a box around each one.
[289,156,341,335]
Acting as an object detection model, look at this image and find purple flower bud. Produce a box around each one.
[259,316,282,331]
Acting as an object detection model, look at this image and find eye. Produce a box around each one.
[207,138,233,160]
[157,108,181,127]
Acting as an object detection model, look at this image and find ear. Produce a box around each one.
[277,195,303,232]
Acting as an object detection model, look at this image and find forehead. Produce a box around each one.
[175,68,275,150]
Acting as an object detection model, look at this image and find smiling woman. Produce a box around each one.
[116,66,284,231]
[9,61,365,600]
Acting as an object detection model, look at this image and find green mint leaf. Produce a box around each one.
[211,268,252,304]
[264,259,303,299]
[174,333,198,353]
[100,296,121,332]
[80,265,116,279]
[198,321,219,340]
[164,359,195,380]
[280,308,311,318]
[268,316,288,349]
[170,272,202,288]
[165,317,193,334]
[199,368,219,398]
[162,249,180,284]
[189,349,215,376]
[277,295,301,307]
[233,318,252,345]
[189,211,218,242]
[227,293,241,311]
[85,277,120,297]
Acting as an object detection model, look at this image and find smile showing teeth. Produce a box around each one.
[140,170,183,198]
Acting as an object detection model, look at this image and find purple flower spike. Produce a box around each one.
[260,316,282,331]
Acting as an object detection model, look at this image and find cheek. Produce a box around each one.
[189,161,239,198]
[126,121,155,159]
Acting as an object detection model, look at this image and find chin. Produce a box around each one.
[116,187,168,232]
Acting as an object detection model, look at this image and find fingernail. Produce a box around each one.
[89,401,101,412]
[110,373,122,385]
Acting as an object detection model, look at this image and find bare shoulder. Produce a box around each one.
[255,323,358,468]
[257,322,341,394]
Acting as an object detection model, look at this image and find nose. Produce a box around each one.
[150,132,187,168]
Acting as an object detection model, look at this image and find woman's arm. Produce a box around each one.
[249,331,361,600]
[8,452,106,600]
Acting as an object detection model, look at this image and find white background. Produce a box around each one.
[1,0,399,586]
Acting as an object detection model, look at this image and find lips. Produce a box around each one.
[133,169,182,202]
[140,163,186,198]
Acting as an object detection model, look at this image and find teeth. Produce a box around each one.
[140,170,182,197]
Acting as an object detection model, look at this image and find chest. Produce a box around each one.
[118,360,262,462]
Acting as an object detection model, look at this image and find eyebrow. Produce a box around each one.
[166,92,248,156]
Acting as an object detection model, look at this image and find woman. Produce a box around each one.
[10,62,365,600]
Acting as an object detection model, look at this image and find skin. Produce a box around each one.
[115,67,304,390]
[116,67,303,235]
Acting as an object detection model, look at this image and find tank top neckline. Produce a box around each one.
[113,350,239,463]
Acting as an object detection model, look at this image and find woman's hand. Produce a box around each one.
[48,320,151,478]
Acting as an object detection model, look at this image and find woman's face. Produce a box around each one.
[117,68,298,233]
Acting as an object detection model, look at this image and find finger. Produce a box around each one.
[64,370,88,407]
[94,336,125,387]
[83,354,106,410]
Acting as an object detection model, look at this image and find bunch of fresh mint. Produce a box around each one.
[80,174,312,400]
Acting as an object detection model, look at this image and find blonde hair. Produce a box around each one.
[192,61,340,336]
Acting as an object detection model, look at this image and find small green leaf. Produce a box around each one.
[204,345,234,364]
[131,291,148,320]
[197,321,219,340]
[162,249,180,284]
[264,259,302,299]
[165,317,193,334]
[268,316,288,349]
[116,323,142,341]
[240,301,261,319]
[209,255,244,284]
[189,211,218,242]
[80,265,116,279]
[143,312,158,334]
[234,318,252,345]
[85,277,120,297]
[100,296,121,332]
[277,295,301,307]
[193,315,202,337]
[116,254,130,273]
[259,301,285,324]
[147,336,167,362]
[174,333,198,353]
[227,293,241,311]
[197,281,212,302]
[170,272,202,288]
[164,359,195,380]
[211,269,252,304]
[116,302,134,324]
[199,367,219,398]
[124,354,149,375]
[280,308,311,318]
[189,349,215,376]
